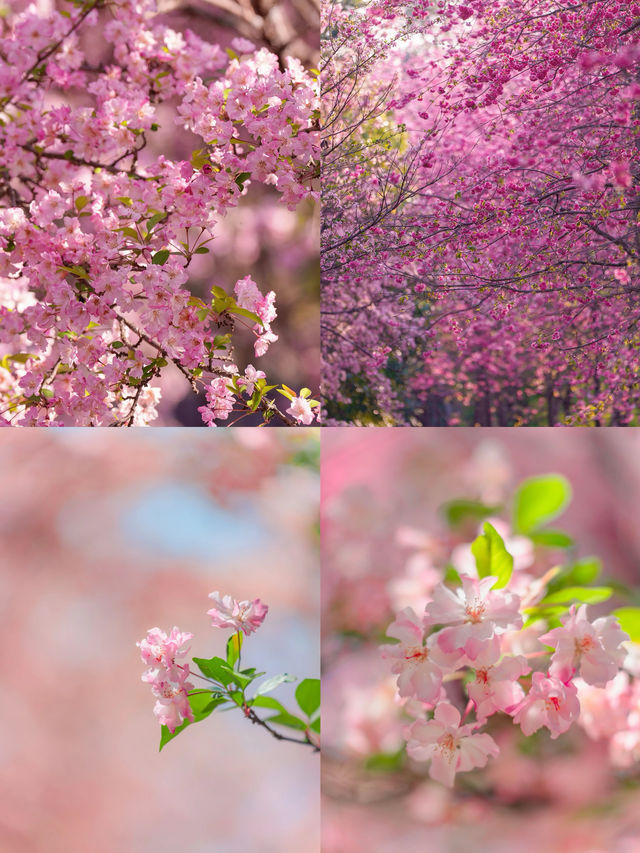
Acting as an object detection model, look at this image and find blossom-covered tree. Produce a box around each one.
[321,0,640,425]
[0,0,320,425]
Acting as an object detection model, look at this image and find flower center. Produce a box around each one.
[405,645,428,664]
[439,733,457,756]
[546,695,560,712]
[476,668,489,684]
[575,635,595,654]
[465,599,486,623]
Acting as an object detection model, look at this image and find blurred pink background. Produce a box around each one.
[321,428,640,853]
[0,429,319,853]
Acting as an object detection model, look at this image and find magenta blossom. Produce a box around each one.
[406,702,499,787]
[538,604,629,687]
[207,591,268,635]
[512,672,580,739]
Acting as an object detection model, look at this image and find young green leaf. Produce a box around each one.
[226,631,243,668]
[264,712,308,731]
[295,678,320,717]
[540,586,613,606]
[441,499,500,528]
[193,655,235,686]
[254,673,296,697]
[470,522,514,588]
[250,695,290,714]
[528,529,574,548]
[152,249,170,265]
[612,607,640,642]
[513,474,572,534]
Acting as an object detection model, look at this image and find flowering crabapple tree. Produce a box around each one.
[379,474,640,787]
[321,0,640,426]
[0,0,320,425]
[138,591,321,751]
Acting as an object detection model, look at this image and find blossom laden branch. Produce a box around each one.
[137,591,320,752]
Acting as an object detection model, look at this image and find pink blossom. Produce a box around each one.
[382,607,456,703]
[207,591,268,635]
[511,672,580,738]
[151,679,194,732]
[137,626,193,683]
[287,395,315,425]
[237,364,265,396]
[464,635,530,719]
[406,702,499,787]
[426,575,522,656]
[539,605,629,687]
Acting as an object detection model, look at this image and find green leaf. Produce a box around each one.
[255,673,296,696]
[513,474,572,534]
[541,586,613,606]
[522,604,568,627]
[147,212,166,230]
[552,557,602,590]
[159,692,226,751]
[295,678,320,717]
[264,712,308,731]
[528,529,574,548]
[235,171,251,189]
[1,352,34,367]
[118,227,140,242]
[365,748,406,772]
[226,632,243,668]
[75,195,89,211]
[612,607,640,642]
[152,249,170,265]
[250,695,289,714]
[470,522,514,588]
[194,246,210,254]
[193,655,235,686]
[442,499,500,527]
[227,304,263,327]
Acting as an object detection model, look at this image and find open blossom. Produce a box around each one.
[464,635,530,719]
[427,574,522,656]
[539,605,629,687]
[511,672,580,739]
[287,395,315,425]
[151,676,194,732]
[382,607,447,702]
[406,702,499,787]
[207,591,268,635]
[137,626,193,683]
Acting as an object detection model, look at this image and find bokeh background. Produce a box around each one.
[322,428,640,853]
[0,429,319,853]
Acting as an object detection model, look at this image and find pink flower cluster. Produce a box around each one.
[207,591,268,635]
[383,575,629,786]
[138,591,269,731]
[0,0,319,426]
[137,627,194,732]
